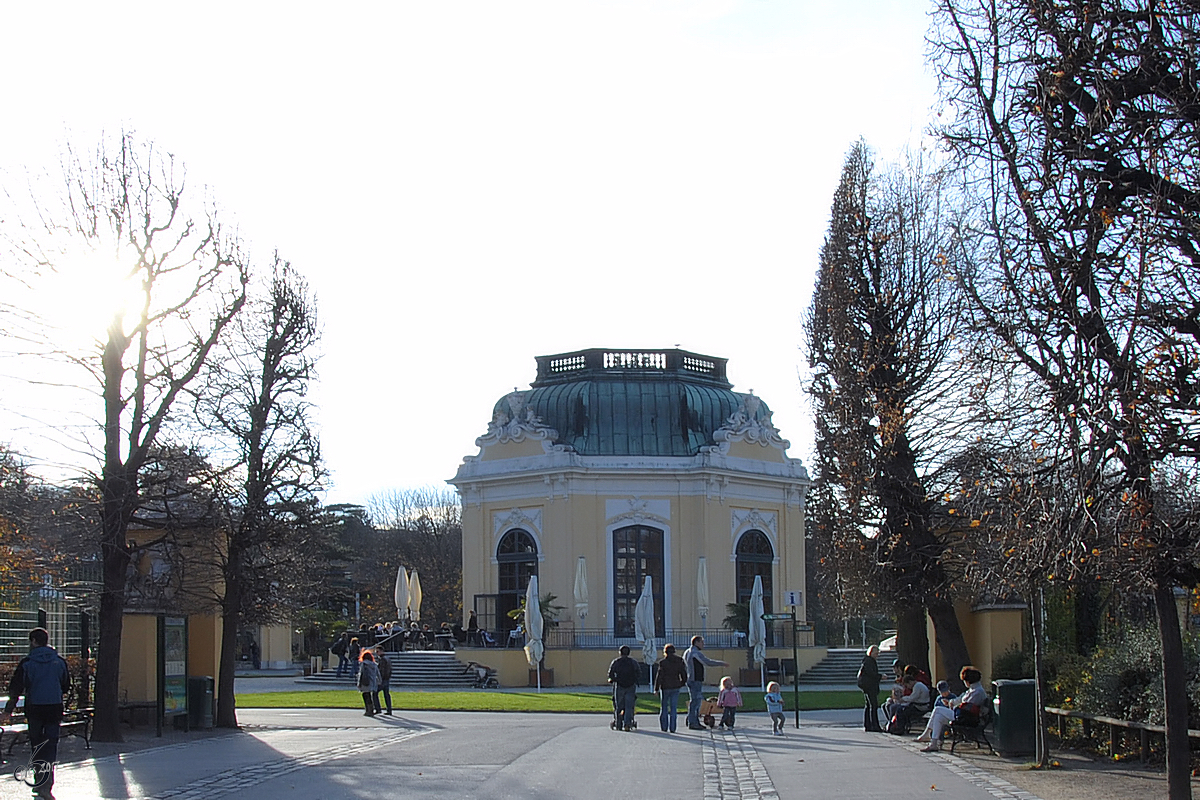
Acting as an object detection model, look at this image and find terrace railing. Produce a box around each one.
[541,623,813,650]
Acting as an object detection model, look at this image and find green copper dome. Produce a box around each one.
[490,349,774,457]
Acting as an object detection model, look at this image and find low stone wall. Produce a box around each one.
[452,645,829,688]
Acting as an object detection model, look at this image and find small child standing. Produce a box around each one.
[717,676,743,730]
[765,681,786,735]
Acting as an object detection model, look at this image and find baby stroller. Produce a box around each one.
[466,662,499,689]
[610,685,637,731]
[699,698,720,729]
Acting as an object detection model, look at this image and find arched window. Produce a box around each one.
[736,529,773,614]
[612,525,665,638]
[497,529,538,635]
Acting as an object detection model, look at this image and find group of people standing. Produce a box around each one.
[607,635,783,735]
[856,644,989,752]
[353,646,394,716]
[329,630,396,716]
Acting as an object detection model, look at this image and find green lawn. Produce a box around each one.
[236,689,867,713]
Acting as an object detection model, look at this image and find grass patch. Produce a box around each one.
[236,689,867,713]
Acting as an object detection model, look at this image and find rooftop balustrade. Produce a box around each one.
[534,348,730,388]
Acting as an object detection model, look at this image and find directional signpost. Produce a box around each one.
[762,609,802,728]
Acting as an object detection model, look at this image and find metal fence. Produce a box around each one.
[0,578,96,672]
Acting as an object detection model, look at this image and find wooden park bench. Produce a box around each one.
[947,696,995,755]
[0,697,93,762]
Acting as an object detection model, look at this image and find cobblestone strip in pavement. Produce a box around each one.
[702,729,779,800]
[883,736,1048,800]
[139,725,435,800]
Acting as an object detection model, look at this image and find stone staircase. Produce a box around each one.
[796,648,867,686]
[301,650,477,688]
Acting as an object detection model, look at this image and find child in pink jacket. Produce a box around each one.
[717,676,743,730]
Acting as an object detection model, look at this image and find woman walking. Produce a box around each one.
[857,644,883,732]
[653,643,688,733]
[357,650,381,716]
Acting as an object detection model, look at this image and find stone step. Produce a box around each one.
[301,650,480,688]
[797,648,868,684]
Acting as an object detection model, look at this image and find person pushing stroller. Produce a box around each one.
[608,645,640,731]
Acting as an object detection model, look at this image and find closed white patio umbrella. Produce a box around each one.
[394,566,409,623]
[634,575,656,681]
[696,557,709,633]
[525,575,545,692]
[573,556,588,623]
[748,575,767,691]
[408,569,423,623]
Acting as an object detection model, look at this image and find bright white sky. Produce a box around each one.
[0,1,938,506]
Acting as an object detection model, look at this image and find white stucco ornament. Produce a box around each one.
[732,508,778,537]
[493,507,543,537]
[475,390,574,453]
[708,393,790,450]
[606,496,670,525]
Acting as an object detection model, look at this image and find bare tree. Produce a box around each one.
[193,260,324,728]
[0,133,248,740]
[805,141,976,682]
[932,2,1200,793]
[364,488,462,625]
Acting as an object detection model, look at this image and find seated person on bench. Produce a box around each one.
[917,666,986,752]
[883,671,930,731]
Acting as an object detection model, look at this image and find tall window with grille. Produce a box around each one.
[612,524,665,638]
[496,529,538,635]
[736,529,774,614]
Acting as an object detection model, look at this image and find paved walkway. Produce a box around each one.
[12,709,1052,800]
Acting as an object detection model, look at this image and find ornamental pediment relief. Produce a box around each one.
[731,507,778,537]
[493,507,543,537]
[475,390,575,455]
[702,394,790,454]
[606,496,670,526]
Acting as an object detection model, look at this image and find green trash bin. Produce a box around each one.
[993,678,1037,755]
[187,676,214,729]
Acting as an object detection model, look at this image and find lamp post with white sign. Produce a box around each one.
[763,590,803,729]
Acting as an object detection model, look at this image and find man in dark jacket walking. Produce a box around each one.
[608,645,639,731]
[1,627,71,799]
[373,647,393,715]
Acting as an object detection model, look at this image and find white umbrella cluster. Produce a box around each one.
[392,566,423,623]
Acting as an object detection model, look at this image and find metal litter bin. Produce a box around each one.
[993,678,1037,755]
[187,676,214,729]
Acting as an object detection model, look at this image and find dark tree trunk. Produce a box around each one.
[216,536,245,729]
[91,541,128,742]
[1031,586,1050,768]
[216,582,241,729]
[895,605,930,674]
[1154,582,1192,800]
[928,599,971,692]
[92,469,132,743]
